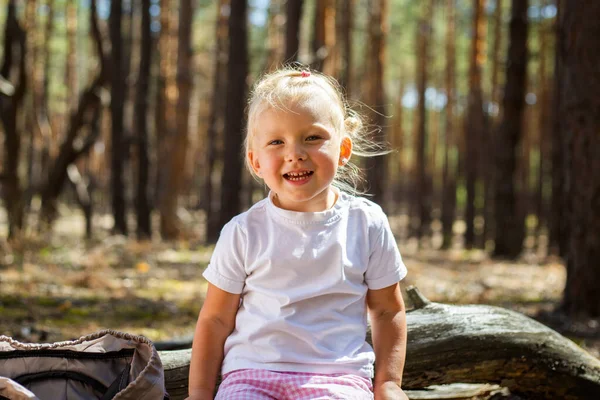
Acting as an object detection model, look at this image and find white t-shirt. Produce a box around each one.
[202,191,407,378]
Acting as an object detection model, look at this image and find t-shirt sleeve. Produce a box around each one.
[365,209,407,290]
[202,218,247,294]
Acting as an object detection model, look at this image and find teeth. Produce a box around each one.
[286,171,311,181]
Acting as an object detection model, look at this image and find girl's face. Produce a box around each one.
[247,101,352,212]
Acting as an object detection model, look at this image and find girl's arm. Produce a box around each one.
[187,283,241,400]
[367,282,409,400]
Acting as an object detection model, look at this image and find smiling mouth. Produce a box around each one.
[283,171,314,181]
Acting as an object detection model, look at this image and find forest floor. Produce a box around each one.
[2,207,600,397]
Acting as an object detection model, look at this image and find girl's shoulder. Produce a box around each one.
[343,193,386,218]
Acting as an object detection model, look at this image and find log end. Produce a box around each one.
[406,286,431,310]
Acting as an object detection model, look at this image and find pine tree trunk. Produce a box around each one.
[441,0,457,249]
[109,0,128,235]
[560,0,600,318]
[413,0,433,238]
[549,0,565,256]
[285,0,303,63]
[135,0,153,239]
[493,0,528,258]
[336,0,353,96]
[216,0,248,233]
[205,0,229,243]
[364,0,388,208]
[464,0,487,249]
[0,0,26,240]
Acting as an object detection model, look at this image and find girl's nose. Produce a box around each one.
[286,144,307,162]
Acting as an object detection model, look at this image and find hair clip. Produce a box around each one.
[301,70,311,78]
[340,157,348,165]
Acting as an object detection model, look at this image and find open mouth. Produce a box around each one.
[283,171,314,181]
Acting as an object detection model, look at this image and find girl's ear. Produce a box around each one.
[339,137,353,166]
[247,151,261,176]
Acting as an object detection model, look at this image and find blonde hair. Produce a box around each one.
[245,65,388,195]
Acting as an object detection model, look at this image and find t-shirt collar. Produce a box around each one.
[267,188,346,224]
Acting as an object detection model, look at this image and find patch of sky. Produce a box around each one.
[249,0,269,27]
[402,86,447,111]
[525,92,537,105]
[529,4,557,21]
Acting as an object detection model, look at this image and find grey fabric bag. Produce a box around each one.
[0,330,168,400]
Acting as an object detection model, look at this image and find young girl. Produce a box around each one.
[188,67,408,400]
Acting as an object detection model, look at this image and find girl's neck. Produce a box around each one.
[272,187,338,212]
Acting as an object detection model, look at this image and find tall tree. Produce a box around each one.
[483,0,504,245]
[441,0,458,249]
[493,0,529,258]
[285,0,304,63]
[549,0,566,256]
[464,0,487,249]
[364,0,388,208]
[109,0,128,235]
[40,0,107,228]
[159,0,194,239]
[216,0,248,233]
[0,0,27,240]
[205,0,229,243]
[413,0,433,237]
[560,1,600,317]
[134,0,153,239]
[336,0,353,95]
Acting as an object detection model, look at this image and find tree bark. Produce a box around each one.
[493,0,528,258]
[109,0,128,235]
[549,0,566,257]
[284,0,304,63]
[216,0,248,234]
[158,0,194,240]
[0,0,26,240]
[134,0,153,239]
[336,0,353,97]
[464,0,487,249]
[205,0,229,244]
[441,0,457,249]
[413,0,433,238]
[159,287,600,400]
[560,1,600,318]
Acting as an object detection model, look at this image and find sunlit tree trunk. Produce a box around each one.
[216,0,248,233]
[109,0,128,235]
[0,0,26,240]
[560,1,600,318]
[285,0,304,63]
[493,0,528,258]
[364,0,388,208]
[413,0,433,237]
[135,0,153,239]
[158,0,194,239]
[312,0,337,75]
[441,0,457,249]
[264,0,284,72]
[205,0,229,243]
[464,0,487,249]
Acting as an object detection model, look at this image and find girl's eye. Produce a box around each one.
[268,139,283,145]
[306,135,322,141]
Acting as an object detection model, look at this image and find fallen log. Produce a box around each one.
[159,286,600,399]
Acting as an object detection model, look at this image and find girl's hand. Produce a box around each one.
[374,381,409,400]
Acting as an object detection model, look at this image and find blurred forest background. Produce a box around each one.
[0,0,599,353]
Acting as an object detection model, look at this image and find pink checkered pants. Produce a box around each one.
[215,369,374,400]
